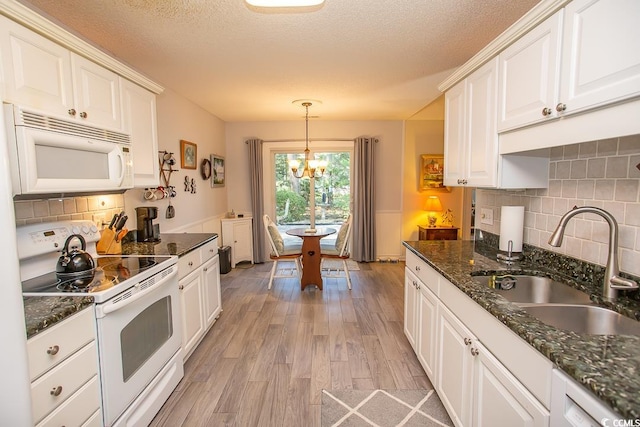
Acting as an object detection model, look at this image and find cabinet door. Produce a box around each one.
[465,58,499,187]
[71,54,121,130]
[232,220,253,265]
[0,16,74,115]
[497,11,562,131]
[559,0,640,114]
[403,268,419,350]
[120,78,159,187]
[417,282,438,382]
[443,80,466,186]
[473,341,549,427]
[202,256,221,327]
[437,304,475,427]
[179,270,205,359]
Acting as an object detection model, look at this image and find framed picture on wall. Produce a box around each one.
[211,154,225,187]
[180,140,197,169]
[420,154,449,191]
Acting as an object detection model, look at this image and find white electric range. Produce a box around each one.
[17,220,184,427]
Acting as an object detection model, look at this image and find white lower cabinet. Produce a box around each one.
[27,308,100,426]
[404,249,550,427]
[178,237,222,361]
[221,217,254,268]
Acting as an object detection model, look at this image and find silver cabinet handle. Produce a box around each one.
[188,261,193,267]
[179,284,184,290]
[68,108,76,116]
[203,268,208,272]
[457,179,468,185]
[556,103,566,112]
[47,345,60,355]
[464,337,472,346]
[50,386,63,396]
[415,265,420,272]
[412,280,417,289]
[542,107,553,116]
[470,348,479,356]
[79,111,88,119]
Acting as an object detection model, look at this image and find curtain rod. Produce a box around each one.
[245,138,377,143]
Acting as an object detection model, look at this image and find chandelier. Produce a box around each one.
[289,101,327,179]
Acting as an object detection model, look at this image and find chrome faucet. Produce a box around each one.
[548,206,638,302]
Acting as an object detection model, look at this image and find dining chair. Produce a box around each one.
[320,213,353,289]
[262,214,302,290]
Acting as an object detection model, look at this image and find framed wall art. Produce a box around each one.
[180,140,197,169]
[420,154,449,191]
[211,154,225,187]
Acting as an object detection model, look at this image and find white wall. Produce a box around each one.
[124,87,227,235]
[477,135,640,277]
[224,120,405,259]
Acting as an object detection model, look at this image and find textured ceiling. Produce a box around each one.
[17,0,539,121]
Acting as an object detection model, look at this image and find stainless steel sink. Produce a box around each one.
[472,274,592,305]
[518,304,640,336]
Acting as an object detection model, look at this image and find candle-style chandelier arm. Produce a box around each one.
[289,101,326,179]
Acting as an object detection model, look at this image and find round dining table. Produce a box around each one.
[286,227,336,290]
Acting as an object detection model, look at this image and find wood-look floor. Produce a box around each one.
[150,260,431,427]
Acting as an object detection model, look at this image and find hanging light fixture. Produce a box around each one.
[289,101,327,179]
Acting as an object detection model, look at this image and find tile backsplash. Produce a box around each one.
[14,194,125,228]
[477,134,640,276]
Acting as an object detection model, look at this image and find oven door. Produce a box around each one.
[94,265,183,426]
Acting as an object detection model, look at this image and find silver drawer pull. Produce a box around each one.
[470,348,479,356]
[47,345,59,356]
[464,337,472,346]
[50,386,63,396]
[188,261,193,267]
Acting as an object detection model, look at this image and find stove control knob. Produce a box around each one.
[71,226,80,235]
[82,225,90,234]
[90,224,99,233]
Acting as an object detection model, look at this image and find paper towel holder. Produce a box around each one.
[497,240,522,264]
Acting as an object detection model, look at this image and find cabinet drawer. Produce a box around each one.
[178,249,201,279]
[200,237,218,263]
[27,308,94,381]
[31,341,98,423]
[405,250,440,295]
[36,376,100,427]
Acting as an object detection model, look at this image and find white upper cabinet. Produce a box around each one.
[120,78,160,187]
[559,0,640,113]
[444,58,500,188]
[497,11,563,132]
[0,15,121,130]
[498,0,640,132]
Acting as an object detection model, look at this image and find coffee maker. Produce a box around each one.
[136,207,160,242]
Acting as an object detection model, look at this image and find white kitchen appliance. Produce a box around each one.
[4,104,133,197]
[17,220,183,427]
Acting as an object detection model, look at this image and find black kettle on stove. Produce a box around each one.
[56,234,95,278]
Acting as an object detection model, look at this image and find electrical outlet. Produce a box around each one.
[480,208,493,225]
[92,213,105,229]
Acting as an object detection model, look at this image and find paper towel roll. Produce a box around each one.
[499,206,525,252]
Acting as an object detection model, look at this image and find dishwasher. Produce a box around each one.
[551,369,625,427]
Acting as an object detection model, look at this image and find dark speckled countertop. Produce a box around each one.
[404,240,640,420]
[23,233,217,340]
[122,233,218,256]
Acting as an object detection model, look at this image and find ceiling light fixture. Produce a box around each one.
[289,101,327,179]
[246,0,324,7]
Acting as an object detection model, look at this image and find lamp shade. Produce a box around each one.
[424,196,443,212]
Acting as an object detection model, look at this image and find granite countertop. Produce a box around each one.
[23,233,217,340]
[122,233,218,256]
[23,296,93,339]
[403,240,640,420]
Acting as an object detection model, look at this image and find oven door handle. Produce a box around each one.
[99,267,177,316]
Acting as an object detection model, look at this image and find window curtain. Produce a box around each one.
[352,137,377,262]
[248,138,266,263]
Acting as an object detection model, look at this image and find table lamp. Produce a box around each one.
[424,196,443,227]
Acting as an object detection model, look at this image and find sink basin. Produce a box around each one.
[519,304,640,336]
[472,274,592,305]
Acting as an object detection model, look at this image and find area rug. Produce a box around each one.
[322,389,453,427]
[321,259,360,271]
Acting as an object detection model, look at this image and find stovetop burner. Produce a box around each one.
[22,255,170,297]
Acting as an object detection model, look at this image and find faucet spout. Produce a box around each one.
[548,206,638,302]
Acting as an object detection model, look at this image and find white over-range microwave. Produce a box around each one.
[3,104,133,197]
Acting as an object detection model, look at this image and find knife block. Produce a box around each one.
[97,229,122,255]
